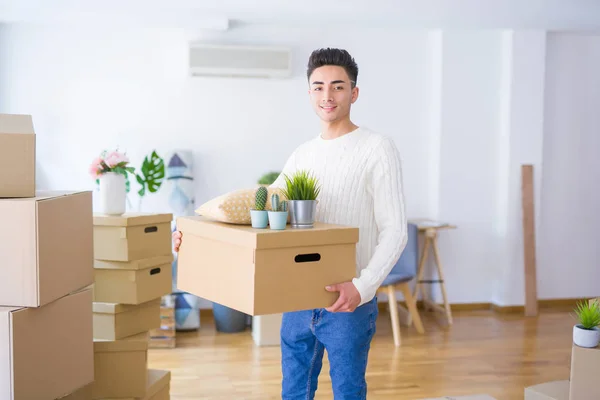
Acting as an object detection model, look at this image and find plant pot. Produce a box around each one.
[250,209,268,228]
[287,200,317,228]
[98,172,126,215]
[573,324,600,348]
[212,302,248,333]
[268,210,288,230]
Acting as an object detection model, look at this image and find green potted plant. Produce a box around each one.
[572,299,600,348]
[258,171,280,186]
[250,186,268,228]
[267,193,288,230]
[281,169,321,229]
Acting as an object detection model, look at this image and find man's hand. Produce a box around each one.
[325,281,361,312]
[172,231,182,252]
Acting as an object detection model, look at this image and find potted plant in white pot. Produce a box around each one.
[250,186,268,228]
[267,193,288,230]
[281,169,321,229]
[573,299,600,348]
[89,149,136,215]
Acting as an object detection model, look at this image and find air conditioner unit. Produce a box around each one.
[189,43,292,79]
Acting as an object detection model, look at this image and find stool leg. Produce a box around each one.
[432,236,453,325]
[387,285,401,347]
[399,282,424,334]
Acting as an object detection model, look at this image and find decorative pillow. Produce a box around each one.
[195,187,284,225]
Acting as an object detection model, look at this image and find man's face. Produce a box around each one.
[308,65,359,124]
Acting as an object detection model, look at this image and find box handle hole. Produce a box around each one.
[295,253,321,263]
[150,267,161,275]
[144,226,158,233]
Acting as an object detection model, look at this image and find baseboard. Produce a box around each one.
[378,298,587,314]
[197,298,585,320]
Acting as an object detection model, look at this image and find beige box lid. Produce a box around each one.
[177,215,359,249]
[93,298,161,314]
[93,331,149,352]
[94,254,173,270]
[525,380,569,400]
[94,213,173,227]
[145,370,171,399]
[0,113,34,134]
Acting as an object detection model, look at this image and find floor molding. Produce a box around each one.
[197,298,587,318]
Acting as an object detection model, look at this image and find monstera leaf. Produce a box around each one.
[136,151,165,197]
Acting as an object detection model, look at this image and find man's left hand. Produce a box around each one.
[325,281,361,312]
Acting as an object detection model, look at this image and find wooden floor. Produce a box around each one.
[148,306,574,400]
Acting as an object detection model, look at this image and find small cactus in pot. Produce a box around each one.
[268,193,288,230]
[250,186,269,228]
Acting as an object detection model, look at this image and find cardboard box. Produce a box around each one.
[92,332,149,398]
[60,369,170,400]
[0,113,35,198]
[0,287,94,400]
[0,190,93,307]
[93,255,173,304]
[176,216,359,315]
[569,343,600,398]
[93,298,161,340]
[524,380,569,400]
[93,213,173,261]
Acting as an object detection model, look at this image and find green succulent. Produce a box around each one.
[574,299,600,330]
[255,186,268,211]
[281,170,321,201]
[258,171,280,185]
[270,194,288,212]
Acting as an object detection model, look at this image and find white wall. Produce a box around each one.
[0,22,598,307]
[538,32,600,300]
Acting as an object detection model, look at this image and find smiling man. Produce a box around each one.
[269,48,408,399]
[171,48,407,400]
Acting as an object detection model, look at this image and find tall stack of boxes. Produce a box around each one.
[62,213,175,399]
[0,113,95,399]
[525,297,600,400]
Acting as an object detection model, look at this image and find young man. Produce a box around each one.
[172,48,407,400]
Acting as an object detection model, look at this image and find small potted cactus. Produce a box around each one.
[250,186,268,228]
[268,193,288,230]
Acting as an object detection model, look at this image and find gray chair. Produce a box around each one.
[377,222,424,346]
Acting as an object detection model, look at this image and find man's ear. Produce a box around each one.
[351,86,359,104]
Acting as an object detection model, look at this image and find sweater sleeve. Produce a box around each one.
[352,137,408,306]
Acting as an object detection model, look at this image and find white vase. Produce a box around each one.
[573,324,600,348]
[98,172,126,215]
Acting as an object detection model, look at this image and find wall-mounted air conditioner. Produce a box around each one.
[189,43,292,79]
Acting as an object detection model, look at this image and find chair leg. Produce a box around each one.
[386,285,401,347]
[399,282,425,334]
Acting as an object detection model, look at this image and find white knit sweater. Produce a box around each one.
[270,126,408,306]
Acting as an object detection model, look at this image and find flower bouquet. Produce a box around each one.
[89,149,135,215]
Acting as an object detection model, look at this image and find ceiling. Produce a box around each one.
[1,0,600,30]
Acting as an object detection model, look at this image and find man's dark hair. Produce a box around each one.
[307,48,358,88]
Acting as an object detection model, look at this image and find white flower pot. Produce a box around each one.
[98,172,126,215]
[573,324,600,348]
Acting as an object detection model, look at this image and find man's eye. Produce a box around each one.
[335,86,344,90]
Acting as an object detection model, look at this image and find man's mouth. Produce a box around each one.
[320,105,337,112]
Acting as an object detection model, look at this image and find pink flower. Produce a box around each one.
[89,157,104,179]
[104,151,129,168]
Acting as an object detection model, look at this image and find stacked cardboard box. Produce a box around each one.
[525,297,600,399]
[92,213,174,398]
[58,208,175,399]
[0,113,95,399]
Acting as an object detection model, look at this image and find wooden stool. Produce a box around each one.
[409,220,456,326]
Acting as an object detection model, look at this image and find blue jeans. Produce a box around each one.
[280,297,378,400]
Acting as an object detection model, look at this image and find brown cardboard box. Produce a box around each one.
[93,298,161,340]
[93,213,173,261]
[569,343,600,398]
[524,380,569,400]
[176,215,359,315]
[0,287,94,400]
[92,332,149,398]
[93,255,173,304]
[61,369,170,400]
[0,113,35,198]
[0,190,93,307]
